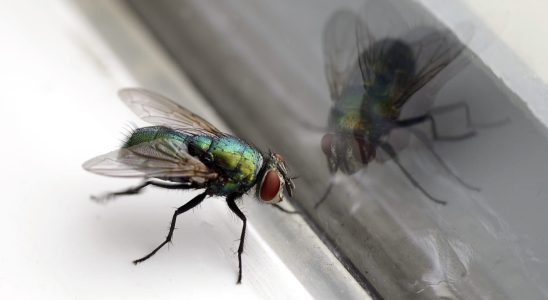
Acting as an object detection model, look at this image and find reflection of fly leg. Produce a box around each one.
[396,101,509,141]
[395,112,475,141]
[430,101,510,129]
[380,142,447,205]
[406,127,480,192]
[315,144,448,208]
[90,179,198,203]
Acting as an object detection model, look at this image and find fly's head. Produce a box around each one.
[321,133,376,174]
[257,152,295,204]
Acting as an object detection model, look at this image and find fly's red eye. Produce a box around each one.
[260,170,281,202]
[321,134,334,156]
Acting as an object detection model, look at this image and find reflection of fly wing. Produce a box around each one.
[119,88,224,137]
[323,5,468,108]
[353,1,469,161]
[323,1,473,163]
[387,27,469,158]
[394,27,467,110]
[323,10,370,103]
[367,0,471,111]
[83,139,217,183]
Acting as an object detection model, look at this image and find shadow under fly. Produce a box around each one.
[314,4,499,209]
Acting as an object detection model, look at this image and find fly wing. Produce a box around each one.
[322,10,370,103]
[119,88,224,136]
[83,139,217,182]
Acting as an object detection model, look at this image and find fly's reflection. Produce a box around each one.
[316,9,482,208]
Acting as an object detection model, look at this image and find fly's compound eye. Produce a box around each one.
[259,169,284,204]
[321,134,334,156]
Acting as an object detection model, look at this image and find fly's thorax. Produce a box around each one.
[331,91,375,134]
[337,111,368,132]
[361,96,402,126]
[188,135,263,193]
[188,135,213,153]
[256,152,295,204]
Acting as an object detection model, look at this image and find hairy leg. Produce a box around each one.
[133,191,208,264]
[226,194,246,284]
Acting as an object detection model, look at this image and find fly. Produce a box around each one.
[83,88,295,284]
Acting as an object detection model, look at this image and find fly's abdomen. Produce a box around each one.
[123,126,189,148]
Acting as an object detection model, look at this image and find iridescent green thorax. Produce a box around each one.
[188,135,264,195]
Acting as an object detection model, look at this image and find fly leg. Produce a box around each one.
[133,191,208,264]
[91,180,195,203]
[406,127,480,192]
[380,142,447,205]
[226,194,246,284]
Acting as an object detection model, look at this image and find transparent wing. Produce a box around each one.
[83,139,217,181]
[393,26,467,109]
[119,88,223,136]
[323,10,373,103]
[357,0,470,110]
[325,1,470,113]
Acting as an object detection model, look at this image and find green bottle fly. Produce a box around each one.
[83,88,295,284]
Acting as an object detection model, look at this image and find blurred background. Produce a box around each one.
[2,0,548,299]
